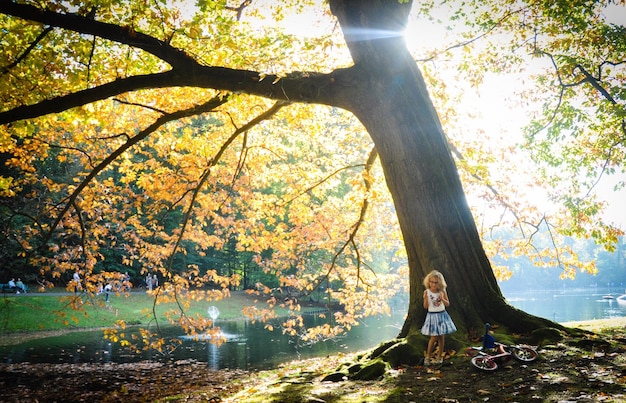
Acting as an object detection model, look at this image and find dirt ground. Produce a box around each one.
[0,325,625,402]
[0,360,247,402]
[223,326,626,403]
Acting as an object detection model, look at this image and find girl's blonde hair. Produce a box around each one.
[423,270,447,291]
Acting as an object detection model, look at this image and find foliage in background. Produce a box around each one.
[407,0,625,281]
[0,0,408,344]
[0,0,624,346]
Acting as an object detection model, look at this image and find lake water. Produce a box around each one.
[1,288,624,369]
[504,288,626,323]
[0,313,404,370]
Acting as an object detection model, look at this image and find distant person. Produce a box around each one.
[104,283,112,302]
[73,271,81,293]
[421,270,456,366]
[7,278,17,292]
[146,274,152,291]
[152,274,158,290]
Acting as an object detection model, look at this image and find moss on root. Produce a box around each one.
[350,358,388,380]
[378,340,420,367]
[325,324,566,383]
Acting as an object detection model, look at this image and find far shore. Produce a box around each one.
[560,316,626,331]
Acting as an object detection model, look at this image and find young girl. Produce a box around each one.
[421,270,457,365]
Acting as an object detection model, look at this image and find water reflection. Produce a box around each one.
[0,313,403,370]
[3,288,623,369]
[208,342,218,369]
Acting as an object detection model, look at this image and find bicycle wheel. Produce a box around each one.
[512,346,538,362]
[471,356,498,371]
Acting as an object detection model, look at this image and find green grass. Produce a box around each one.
[0,290,300,334]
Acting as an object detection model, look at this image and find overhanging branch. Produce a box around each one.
[0,1,195,69]
[0,3,358,125]
[0,66,352,125]
[35,95,229,253]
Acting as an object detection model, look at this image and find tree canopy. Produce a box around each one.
[1,0,624,357]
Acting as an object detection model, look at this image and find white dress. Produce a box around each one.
[420,289,457,336]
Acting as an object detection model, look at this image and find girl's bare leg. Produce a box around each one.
[437,335,445,360]
[427,336,437,359]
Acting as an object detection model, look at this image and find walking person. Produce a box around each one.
[104,283,112,302]
[72,271,81,293]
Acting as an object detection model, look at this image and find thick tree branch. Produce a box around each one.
[0,72,172,124]
[0,67,354,125]
[0,1,195,69]
[0,2,358,125]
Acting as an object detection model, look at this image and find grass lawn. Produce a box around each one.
[0,289,300,334]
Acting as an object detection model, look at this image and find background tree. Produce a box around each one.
[1,0,624,368]
[419,0,625,279]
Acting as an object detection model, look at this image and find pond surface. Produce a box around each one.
[504,287,626,323]
[0,312,404,370]
[2,287,624,369]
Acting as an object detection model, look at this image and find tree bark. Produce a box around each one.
[329,0,557,337]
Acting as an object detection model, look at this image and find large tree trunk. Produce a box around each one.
[329,0,556,339]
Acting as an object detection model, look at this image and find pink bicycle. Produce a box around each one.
[465,323,539,371]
